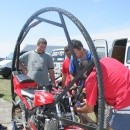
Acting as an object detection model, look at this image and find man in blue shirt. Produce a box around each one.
[69,39,91,77]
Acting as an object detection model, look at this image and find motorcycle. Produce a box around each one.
[12,71,84,130]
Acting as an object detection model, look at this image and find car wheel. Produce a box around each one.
[2,67,11,78]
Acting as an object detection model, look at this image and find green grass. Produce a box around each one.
[0,75,11,102]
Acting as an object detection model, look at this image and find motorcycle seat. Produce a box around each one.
[16,74,35,83]
[21,88,36,99]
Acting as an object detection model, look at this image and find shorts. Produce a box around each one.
[109,111,130,130]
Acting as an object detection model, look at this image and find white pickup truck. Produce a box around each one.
[0,44,36,78]
[110,38,130,69]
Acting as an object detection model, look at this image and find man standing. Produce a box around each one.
[76,57,130,130]
[19,38,55,87]
[62,46,71,88]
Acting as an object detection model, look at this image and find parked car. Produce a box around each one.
[0,44,36,78]
[0,44,65,78]
[0,58,4,61]
[110,38,130,69]
[51,48,65,78]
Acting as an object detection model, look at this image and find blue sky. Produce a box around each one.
[0,0,130,57]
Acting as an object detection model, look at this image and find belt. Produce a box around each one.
[113,106,130,114]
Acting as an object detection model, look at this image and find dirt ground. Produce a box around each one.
[0,98,12,130]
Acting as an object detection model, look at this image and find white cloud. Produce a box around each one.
[0,43,15,58]
[0,27,130,58]
[44,28,130,50]
[92,28,130,39]
[93,0,102,3]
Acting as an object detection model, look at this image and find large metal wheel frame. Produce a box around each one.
[11,7,105,130]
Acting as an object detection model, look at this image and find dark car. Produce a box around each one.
[0,58,4,61]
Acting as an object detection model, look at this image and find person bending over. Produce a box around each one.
[76,57,130,130]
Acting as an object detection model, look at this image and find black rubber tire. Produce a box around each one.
[2,67,11,78]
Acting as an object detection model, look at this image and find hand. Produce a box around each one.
[51,82,56,87]
[82,88,86,94]
[70,83,77,90]
[81,60,88,66]
[76,104,87,113]
[74,103,83,113]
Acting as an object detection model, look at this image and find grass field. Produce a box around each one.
[0,76,11,102]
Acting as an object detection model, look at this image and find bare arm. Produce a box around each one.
[19,61,28,75]
[70,74,77,89]
[62,73,67,88]
[48,69,56,86]
[76,99,94,113]
[70,74,74,81]
[76,103,94,113]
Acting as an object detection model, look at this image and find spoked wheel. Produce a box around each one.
[12,105,23,130]
[12,100,31,130]
[12,100,41,130]
[12,105,33,130]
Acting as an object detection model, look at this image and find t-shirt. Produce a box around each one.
[69,50,91,75]
[62,58,71,87]
[85,57,130,110]
[20,50,54,86]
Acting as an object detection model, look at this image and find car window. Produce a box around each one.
[6,51,27,60]
[6,52,13,60]
[96,47,106,59]
[126,47,130,64]
[20,51,27,56]
[51,50,65,62]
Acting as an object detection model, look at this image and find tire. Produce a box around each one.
[2,67,11,78]
[12,102,28,130]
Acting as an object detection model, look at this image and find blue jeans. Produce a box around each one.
[109,112,130,130]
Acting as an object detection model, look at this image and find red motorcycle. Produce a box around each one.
[12,71,86,130]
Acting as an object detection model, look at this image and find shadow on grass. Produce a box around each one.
[0,94,4,98]
[0,76,11,80]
